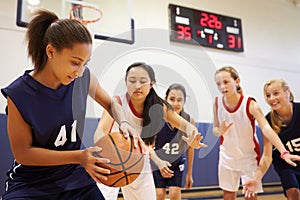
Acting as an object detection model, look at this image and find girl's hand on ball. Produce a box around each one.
[81,146,110,183]
[119,121,145,152]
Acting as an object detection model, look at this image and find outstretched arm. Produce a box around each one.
[243,136,272,197]
[149,147,174,178]
[164,106,206,149]
[94,109,114,143]
[89,74,140,147]
[250,100,300,166]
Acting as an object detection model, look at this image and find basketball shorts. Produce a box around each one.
[276,168,300,196]
[218,164,263,193]
[2,184,104,200]
[153,163,184,188]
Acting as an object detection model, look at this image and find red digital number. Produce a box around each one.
[208,34,213,44]
[200,13,209,27]
[176,25,192,40]
[200,12,222,30]
[214,19,222,30]
[228,34,235,48]
[237,36,242,49]
[207,14,216,28]
[228,34,242,49]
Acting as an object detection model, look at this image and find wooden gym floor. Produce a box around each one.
[117,184,286,199]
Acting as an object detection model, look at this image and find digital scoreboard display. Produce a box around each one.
[169,4,244,52]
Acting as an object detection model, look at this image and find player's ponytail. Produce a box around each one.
[26,9,58,72]
[26,9,92,72]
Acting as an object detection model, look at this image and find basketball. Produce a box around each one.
[93,132,144,187]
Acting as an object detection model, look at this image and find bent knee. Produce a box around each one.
[286,187,300,199]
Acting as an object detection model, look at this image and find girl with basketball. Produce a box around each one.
[213,66,300,200]
[94,62,205,200]
[151,83,196,200]
[243,79,300,199]
[0,10,136,200]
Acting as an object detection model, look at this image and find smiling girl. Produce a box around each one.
[243,79,300,199]
[213,66,299,200]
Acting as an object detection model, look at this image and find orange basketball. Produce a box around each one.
[94,132,144,187]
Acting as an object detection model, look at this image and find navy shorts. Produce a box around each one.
[153,163,184,188]
[277,168,300,196]
[2,184,104,200]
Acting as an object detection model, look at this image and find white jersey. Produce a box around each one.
[97,93,156,200]
[216,95,260,170]
[110,94,143,135]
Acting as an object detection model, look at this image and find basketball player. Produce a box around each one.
[0,10,136,200]
[152,83,195,200]
[243,79,300,200]
[213,66,300,200]
[93,62,206,200]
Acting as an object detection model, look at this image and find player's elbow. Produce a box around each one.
[14,153,30,165]
[12,148,35,165]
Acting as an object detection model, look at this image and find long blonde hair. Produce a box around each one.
[215,66,243,94]
[263,79,294,134]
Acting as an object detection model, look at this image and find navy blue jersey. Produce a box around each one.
[152,112,190,171]
[1,68,95,198]
[266,102,300,173]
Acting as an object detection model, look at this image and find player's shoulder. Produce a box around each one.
[1,70,34,97]
[245,95,258,106]
[243,95,256,102]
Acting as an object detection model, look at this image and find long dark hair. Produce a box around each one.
[165,83,190,130]
[125,62,173,145]
[26,9,92,73]
[165,83,190,154]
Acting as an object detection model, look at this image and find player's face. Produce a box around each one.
[49,43,92,86]
[166,89,185,114]
[126,66,153,102]
[264,82,290,111]
[214,71,239,96]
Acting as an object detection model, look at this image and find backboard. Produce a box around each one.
[16,0,134,44]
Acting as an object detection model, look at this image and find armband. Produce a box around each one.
[280,150,290,159]
[119,120,131,127]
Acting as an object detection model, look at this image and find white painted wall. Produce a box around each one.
[1,0,300,123]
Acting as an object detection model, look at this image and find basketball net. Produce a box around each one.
[69,4,102,37]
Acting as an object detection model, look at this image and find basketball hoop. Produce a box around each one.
[70,5,102,26]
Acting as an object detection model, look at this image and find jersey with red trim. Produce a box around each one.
[110,93,143,134]
[98,93,156,200]
[0,68,95,198]
[215,95,260,170]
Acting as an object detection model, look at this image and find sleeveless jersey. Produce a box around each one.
[152,112,190,171]
[97,93,156,200]
[110,93,143,135]
[0,68,95,198]
[215,95,260,170]
[266,102,300,172]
